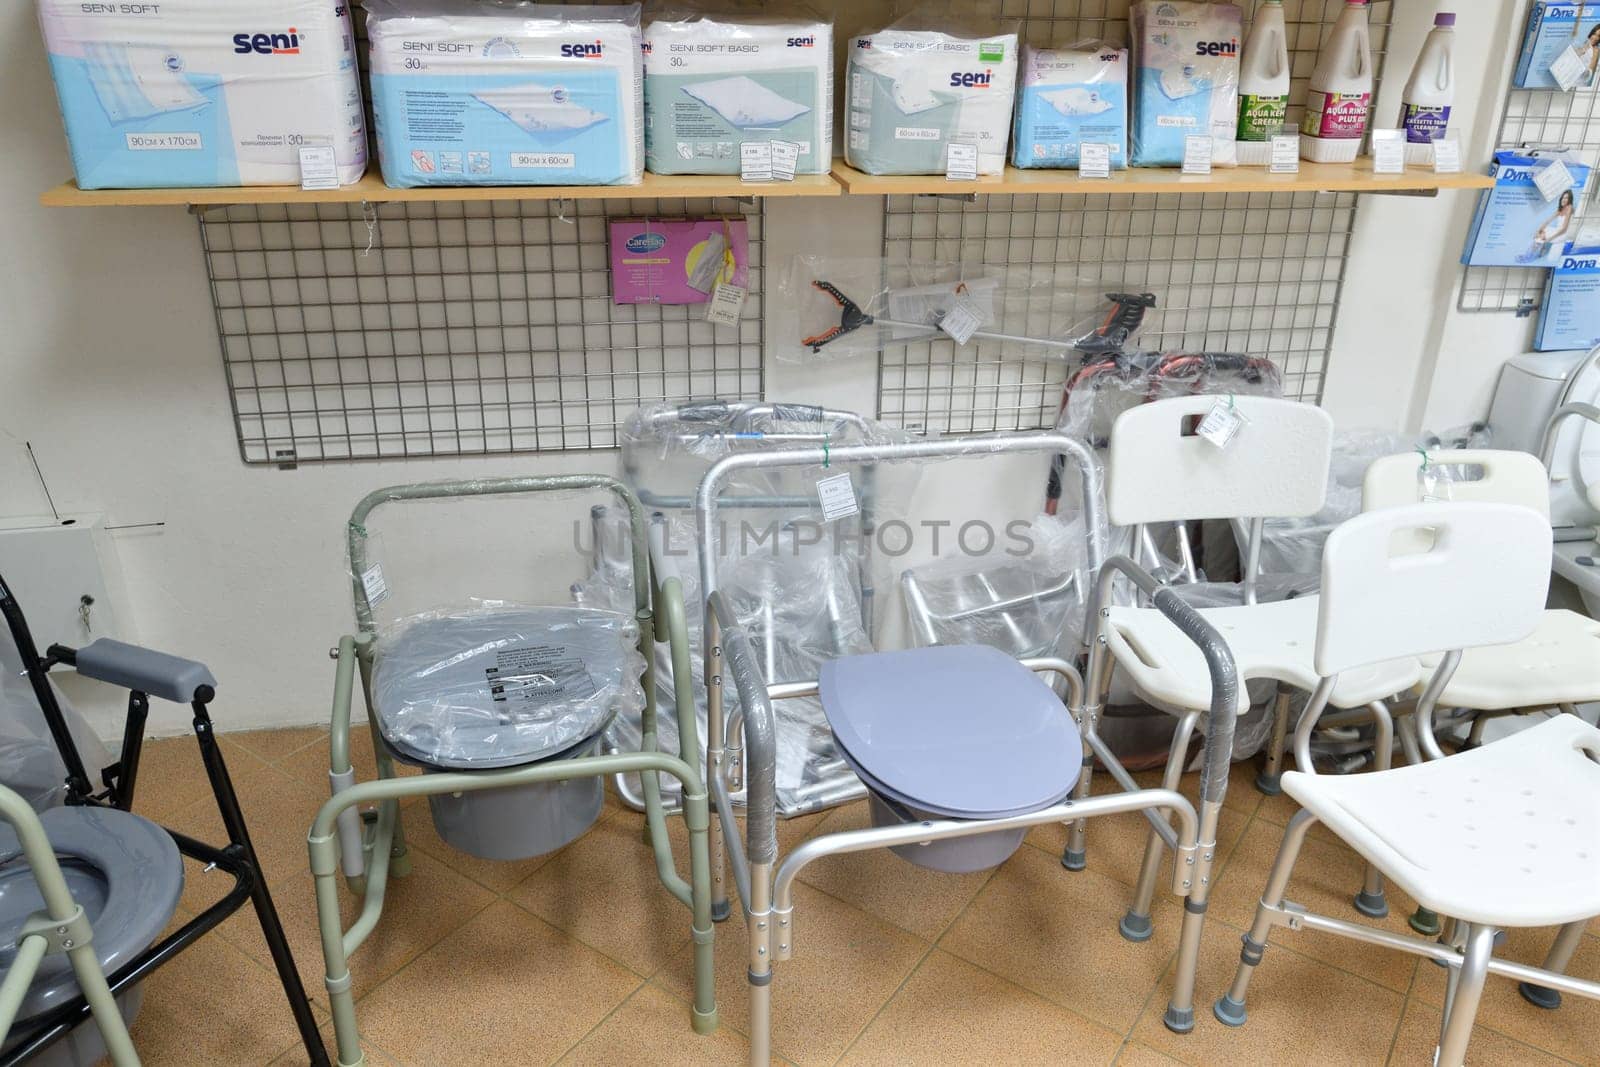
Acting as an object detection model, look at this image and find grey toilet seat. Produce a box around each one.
[819,644,1082,820]
[0,805,182,1023]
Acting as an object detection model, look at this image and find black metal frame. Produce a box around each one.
[0,572,328,1066]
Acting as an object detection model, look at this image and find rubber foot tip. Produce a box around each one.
[1163,1006,1195,1034]
[1060,848,1086,872]
[1119,913,1154,943]
[1408,911,1442,937]
[1353,889,1389,919]
[711,900,732,923]
[692,1006,721,1034]
[1213,996,1247,1028]
[1518,982,1562,1010]
[1254,772,1282,797]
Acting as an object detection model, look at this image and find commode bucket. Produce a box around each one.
[865,791,1027,874]
[425,734,605,860]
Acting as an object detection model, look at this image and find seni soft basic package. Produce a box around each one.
[1460,151,1592,268]
[38,0,366,189]
[1514,2,1598,90]
[1129,1,1241,167]
[1537,237,1600,350]
[365,0,643,187]
[1012,42,1128,169]
[642,12,832,175]
[845,25,1019,176]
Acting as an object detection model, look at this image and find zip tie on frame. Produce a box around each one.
[349,521,367,537]
[821,440,830,469]
[1416,447,1429,470]
[360,201,379,258]
[1227,393,1236,410]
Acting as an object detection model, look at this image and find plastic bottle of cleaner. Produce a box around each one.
[1237,0,1289,142]
[1399,13,1456,147]
[1300,0,1373,163]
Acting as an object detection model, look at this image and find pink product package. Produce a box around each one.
[609,219,750,305]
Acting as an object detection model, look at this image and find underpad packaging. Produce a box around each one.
[642,10,832,175]
[1129,0,1241,167]
[38,0,367,189]
[1011,42,1128,169]
[845,21,1019,176]
[608,218,750,304]
[365,0,644,187]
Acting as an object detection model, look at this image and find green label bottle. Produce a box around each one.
[1237,94,1288,141]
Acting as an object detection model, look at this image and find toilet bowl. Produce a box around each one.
[819,645,1081,873]
[0,806,182,1067]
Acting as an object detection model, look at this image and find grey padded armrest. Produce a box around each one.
[74,639,218,704]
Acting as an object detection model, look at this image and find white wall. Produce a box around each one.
[0,1,1522,738]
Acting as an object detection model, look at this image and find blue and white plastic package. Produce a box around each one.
[1537,235,1600,351]
[1011,42,1127,169]
[1129,1,1241,167]
[38,0,367,189]
[1513,2,1600,90]
[365,0,644,187]
[1461,151,1591,268]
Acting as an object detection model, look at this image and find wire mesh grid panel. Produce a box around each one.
[877,190,1355,434]
[201,197,763,464]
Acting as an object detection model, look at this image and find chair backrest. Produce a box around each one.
[1315,501,1551,676]
[1105,395,1334,526]
[1362,448,1551,516]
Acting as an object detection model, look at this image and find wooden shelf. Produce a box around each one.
[830,160,1494,196]
[39,168,842,208]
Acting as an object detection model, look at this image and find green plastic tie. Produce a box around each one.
[822,440,830,469]
[349,520,367,537]
[1416,447,1429,471]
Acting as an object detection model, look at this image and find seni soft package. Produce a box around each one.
[1537,236,1600,350]
[365,0,643,187]
[642,12,832,176]
[1012,42,1128,169]
[609,218,749,304]
[845,24,1019,176]
[1129,1,1241,167]
[38,0,366,189]
[1513,2,1599,90]
[1460,151,1591,268]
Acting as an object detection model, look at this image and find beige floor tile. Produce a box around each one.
[1410,926,1600,1064]
[269,1018,402,1066]
[1129,917,1404,1066]
[232,726,329,765]
[558,984,758,1066]
[653,881,928,1066]
[1254,782,1345,845]
[1112,1043,1188,1066]
[354,900,641,1066]
[130,733,273,822]
[1025,800,1249,892]
[796,801,995,941]
[1387,997,1573,1067]
[1209,818,1422,993]
[839,949,1123,1066]
[938,844,1185,1034]
[399,795,564,893]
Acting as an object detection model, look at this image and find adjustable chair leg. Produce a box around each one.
[362,710,412,879]
[1352,702,1392,919]
[1064,657,1114,872]
[1121,711,1199,942]
[1436,924,1496,1067]
[1518,919,1586,1009]
[1214,809,1319,1027]
[1255,685,1292,796]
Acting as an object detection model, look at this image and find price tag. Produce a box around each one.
[739,142,773,183]
[1269,132,1300,174]
[1550,43,1589,92]
[769,140,800,182]
[360,563,390,607]
[945,142,979,181]
[1182,135,1213,175]
[1195,399,1247,450]
[1079,142,1112,180]
[705,282,748,326]
[299,145,339,191]
[1431,136,1462,174]
[816,472,860,522]
[937,296,983,344]
[1371,129,1405,175]
[1534,158,1577,201]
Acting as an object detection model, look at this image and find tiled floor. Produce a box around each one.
[111,727,1595,1066]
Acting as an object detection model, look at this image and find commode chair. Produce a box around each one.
[695,432,1240,1065]
[0,574,325,1067]
[1214,501,1600,1067]
[310,476,717,1067]
[1074,396,1421,940]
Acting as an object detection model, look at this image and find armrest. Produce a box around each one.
[71,639,217,704]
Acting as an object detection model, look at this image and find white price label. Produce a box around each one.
[1431,137,1462,175]
[769,140,800,182]
[1079,142,1112,180]
[1182,135,1213,175]
[1534,159,1577,201]
[360,563,390,607]
[705,282,747,326]
[946,142,978,181]
[1550,43,1589,92]
[299,145,339,190]
[938,297,983,344]
[1269,133,1300,174]
[1195,399,1247,450]
[740,142,773,183]
[816,472,860,522]
[1371,129,1405,175]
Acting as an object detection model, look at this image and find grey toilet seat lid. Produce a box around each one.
[0,806,182,1022]
[819,644,1081,820]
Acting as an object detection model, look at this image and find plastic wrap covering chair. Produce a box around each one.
[0,575,326,1067]
[696,431,1242,1064]
[311,476,717,1067]
[1214,501,1600,1067]
[1077,396,1421,942]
